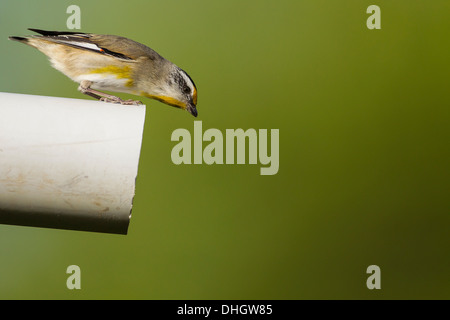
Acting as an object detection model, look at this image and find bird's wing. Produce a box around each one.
[28,28,160,62]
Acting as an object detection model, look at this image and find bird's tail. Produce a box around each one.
[8,36,29,43]
[9,34,47,51]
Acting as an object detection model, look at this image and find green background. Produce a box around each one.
[0,0,449,299]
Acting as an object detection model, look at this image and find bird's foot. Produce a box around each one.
[122,99,143,105]
[100,97,143,105]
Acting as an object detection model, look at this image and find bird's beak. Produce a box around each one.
[186,103,198,117]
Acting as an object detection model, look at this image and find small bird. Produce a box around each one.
[9,28,198,117]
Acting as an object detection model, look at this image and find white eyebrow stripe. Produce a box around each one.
[179,70,194,91]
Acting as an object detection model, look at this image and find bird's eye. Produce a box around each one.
[183,86,191,94]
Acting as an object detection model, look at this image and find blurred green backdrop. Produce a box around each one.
[0,0,449,299]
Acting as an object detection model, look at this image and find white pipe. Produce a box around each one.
[0,92,146,234]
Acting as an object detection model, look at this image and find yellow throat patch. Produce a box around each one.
[141,92,186,109]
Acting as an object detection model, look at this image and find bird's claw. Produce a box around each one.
[100,97,143,106]
[122,99,143,105]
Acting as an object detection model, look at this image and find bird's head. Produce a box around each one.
[142,66,198,117]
